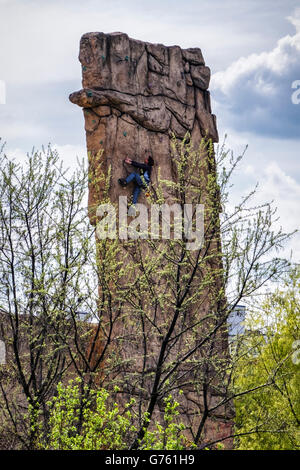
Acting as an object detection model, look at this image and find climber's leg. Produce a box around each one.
[126,172,142,185]
[118,172,147,205]
[132,185,142,205]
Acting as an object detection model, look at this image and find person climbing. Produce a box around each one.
[118,156,154,214]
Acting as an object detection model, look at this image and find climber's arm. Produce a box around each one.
[130,160,149,170]
[124,157,150,171]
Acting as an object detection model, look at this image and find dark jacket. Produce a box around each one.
[130,160,152,182]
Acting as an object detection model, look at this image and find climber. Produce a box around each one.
[118,156,154,211]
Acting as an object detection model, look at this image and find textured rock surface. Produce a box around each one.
[70,32,232,447]
[70,32,219,218]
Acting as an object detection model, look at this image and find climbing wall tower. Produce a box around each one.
[70,32,233,448]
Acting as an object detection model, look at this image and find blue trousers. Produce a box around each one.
[125,172,149,205]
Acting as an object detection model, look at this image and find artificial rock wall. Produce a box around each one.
[69,31,218,214]
[70,32,233,447]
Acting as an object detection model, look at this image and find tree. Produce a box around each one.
[0,135,293,449]
[0,144,108,448]
[38,378,188,450]
[233,267,300,449]
[89,134,292,449]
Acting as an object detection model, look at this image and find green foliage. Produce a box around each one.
[234,268,300,449]
[138,395,192,450]
[39,379,188,450]
[0,135,295,450]
[42,379,134,450]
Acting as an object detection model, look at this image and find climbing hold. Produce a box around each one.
[100,140,103,145]
[102,55,105,60]
[92,119,96,124]
[125,55,129,61]
[82,65,87,71]
[123,131,127,137]
[87,91,93,97]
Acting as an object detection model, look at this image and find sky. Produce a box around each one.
[0,0,299,260]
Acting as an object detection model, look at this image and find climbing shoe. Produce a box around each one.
[118,178,127,187]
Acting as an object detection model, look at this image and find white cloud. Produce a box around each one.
[52,143,87,170]
[287,7,300,30]
[217,129,300,262]
[0,120,47,141]
[4,146,27,162]
[212,9,300,94]
[254,163,300,260]
[1,0,298,85]
[211,8,300,139]
[254,162,300,224]
[235,160,300,261]
[5,143,86,170]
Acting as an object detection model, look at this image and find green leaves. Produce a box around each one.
[0,133,296,450]
[40,379,187,450]
[233,267,300,449]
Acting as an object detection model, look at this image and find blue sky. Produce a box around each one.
[0,0,300,259]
